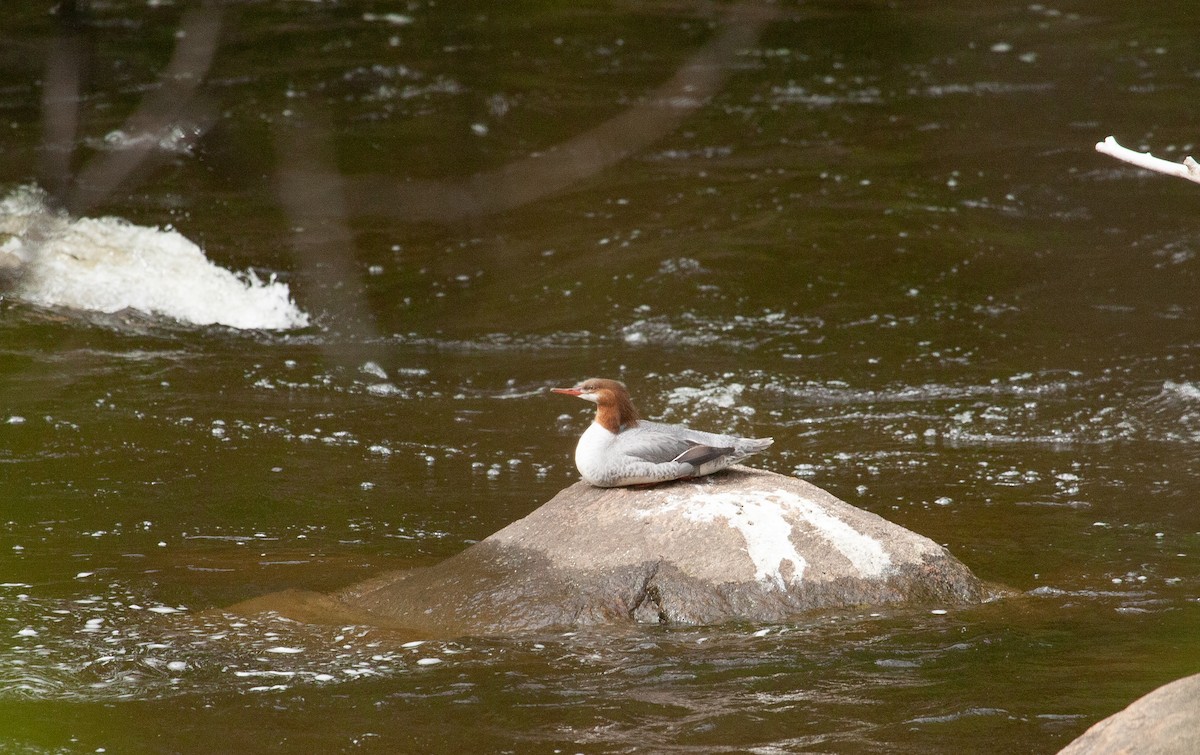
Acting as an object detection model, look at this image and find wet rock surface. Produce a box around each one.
[335,467,990,635]
[1057,673,1200,755]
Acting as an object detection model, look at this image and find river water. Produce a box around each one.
[3,1,1200,752]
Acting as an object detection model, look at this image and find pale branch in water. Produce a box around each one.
[1095,136,1200,185]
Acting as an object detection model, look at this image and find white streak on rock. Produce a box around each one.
[683,490,806,589]
[770,488,892,579]
[652,488,891,589]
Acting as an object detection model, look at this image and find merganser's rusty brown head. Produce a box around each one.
[551,378,640,433]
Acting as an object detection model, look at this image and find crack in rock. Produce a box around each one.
[629,562,670,624]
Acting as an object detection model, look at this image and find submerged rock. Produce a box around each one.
[334,467,989,635]
[1057,673,1200,755]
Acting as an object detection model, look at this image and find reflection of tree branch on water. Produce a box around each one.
[39,0,772,224]
[4,2,311,331]
[273,1,773,347]
[343,2,776,222]
[276,107,382,353]
[40,1,224,216]
[2,1,223,300]
[17,1,774,336]
[36,0,85,205]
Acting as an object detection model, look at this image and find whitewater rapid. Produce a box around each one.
[0,186,309,330]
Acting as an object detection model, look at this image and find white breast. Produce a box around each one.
[574,421,617,486]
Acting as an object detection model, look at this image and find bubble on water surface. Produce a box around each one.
[620,311,822,351]
[0,586,478,701]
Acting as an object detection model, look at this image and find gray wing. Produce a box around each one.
[617,423,732,467]
[614,425,695,464]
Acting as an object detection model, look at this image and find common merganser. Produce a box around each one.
[552,378,773,487]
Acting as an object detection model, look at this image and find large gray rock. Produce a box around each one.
[334,467,989,635]
[1058,673,1200,755]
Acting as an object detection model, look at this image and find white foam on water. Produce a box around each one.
[0,186,309,330]
[1162,380,1200,401]
[665,382,746,411]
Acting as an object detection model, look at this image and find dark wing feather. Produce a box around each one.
[671,442,733,467]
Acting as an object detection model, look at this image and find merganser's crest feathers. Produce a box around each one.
[552,378,773,488]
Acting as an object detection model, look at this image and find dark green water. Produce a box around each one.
[3,1,1200,752]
